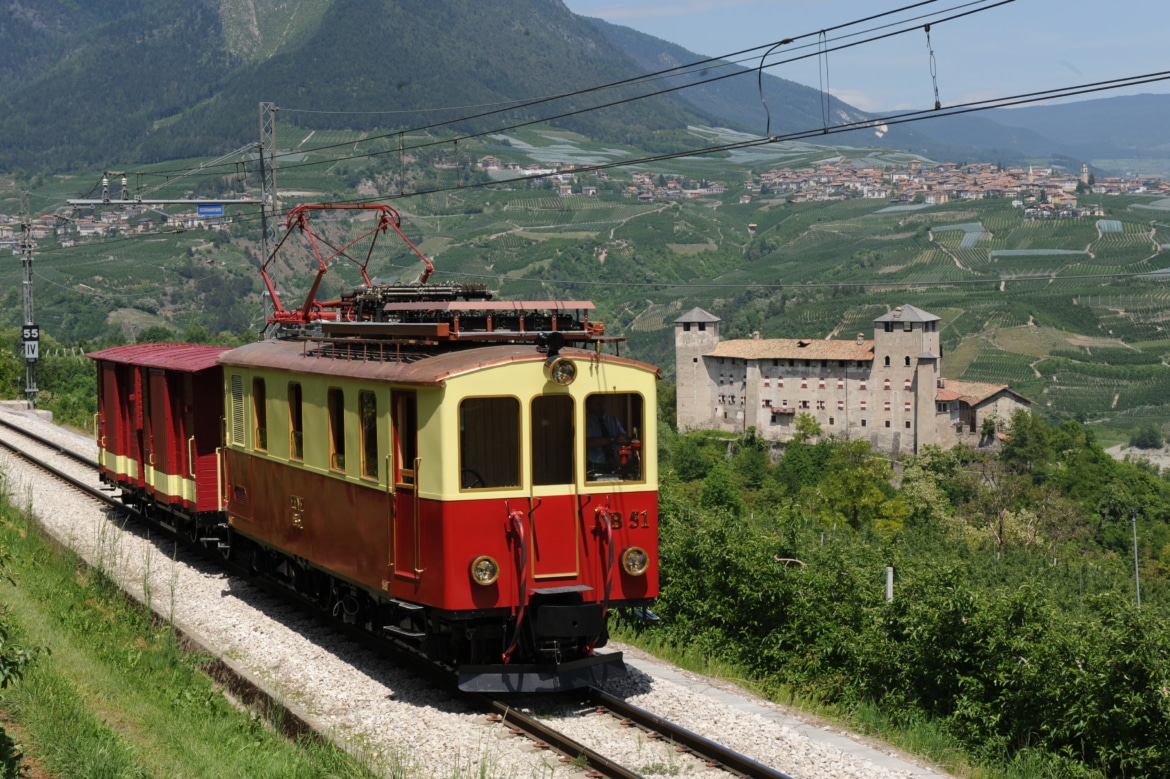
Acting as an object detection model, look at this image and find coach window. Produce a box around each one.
[532,395,573,486]
[328,387,346,472]
[288,382,304,461]
[253,377,268,451]
[585,393,644,483]
[394,392,418,486]
[359,390,379,480]
[459,397,520,489]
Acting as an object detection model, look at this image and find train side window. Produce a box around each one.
[394,392,418,486]
[585,393,645,483]
[532,395,573,486]
[359,390,378,480]
[253,377,267,451]
[288,382,304,461]
[328,387,346,472]
[459,397,519,490]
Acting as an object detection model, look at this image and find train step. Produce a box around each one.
[383,625,425,640]
[388,599,425,612]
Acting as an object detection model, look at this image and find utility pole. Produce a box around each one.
[258,102,279,267]
[17,192,38,408]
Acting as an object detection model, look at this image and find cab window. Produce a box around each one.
[532,395,573,486]
[288,382,304,461]
[253,377,268,451]
[460,397,519,489]
[585,393,644,483]
[327,387,345,471]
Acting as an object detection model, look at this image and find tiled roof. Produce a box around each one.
[709,338,874,361]
[675,307,721,324]
[937,379,1030,405]
[874,304,940,323]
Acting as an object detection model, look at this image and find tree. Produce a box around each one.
[1129,424,1164,450]
[793,412,822,443]
[700,461,745,516]
[809,439,905,532]
[136,325,176,344]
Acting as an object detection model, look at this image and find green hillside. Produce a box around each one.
[3,123,1169,441]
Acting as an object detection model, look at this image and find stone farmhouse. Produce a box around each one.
[674,304,1032,455]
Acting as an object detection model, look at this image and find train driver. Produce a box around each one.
[586,394,629,474]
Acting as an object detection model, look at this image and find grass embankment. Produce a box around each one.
[0,489,391,779]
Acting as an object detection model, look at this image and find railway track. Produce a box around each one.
[0,411,803,779]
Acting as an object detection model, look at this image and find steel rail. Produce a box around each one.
[586,687,797,779]
[471,693,643,779]
[0,416,97,469]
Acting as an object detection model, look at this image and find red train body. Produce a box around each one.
[90,300,660,692]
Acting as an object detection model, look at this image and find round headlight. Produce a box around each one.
[621,546,649,577]
[544,356,577,386]
[470,555,500,586]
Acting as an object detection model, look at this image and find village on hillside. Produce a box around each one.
[477,154,1168,213]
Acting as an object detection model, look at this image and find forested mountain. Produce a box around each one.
[0,0,718,171]
[1,0,1167,174]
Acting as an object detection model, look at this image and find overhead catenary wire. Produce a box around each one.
[123,0,1007,182]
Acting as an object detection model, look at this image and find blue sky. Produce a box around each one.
[561,0,1170,113]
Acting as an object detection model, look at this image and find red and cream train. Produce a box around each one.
[89,206,660,691]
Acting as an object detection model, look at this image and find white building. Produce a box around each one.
[674,304,1032,455]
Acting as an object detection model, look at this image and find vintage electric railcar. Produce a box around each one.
[91,292,660,691]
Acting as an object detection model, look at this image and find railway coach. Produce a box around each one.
[91,296,660,692]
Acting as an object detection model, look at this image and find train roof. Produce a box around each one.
[218,339,661,387]
[87,342,233,372]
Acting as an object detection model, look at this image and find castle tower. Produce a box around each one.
[872,305,942,453]
[674,308,721,432]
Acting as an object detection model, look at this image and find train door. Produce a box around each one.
[136,366,151,488]
[529,395,578,579]
[149,370,171,480]
[392,391,420,580]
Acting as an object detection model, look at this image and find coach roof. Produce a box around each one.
[87,342,231,372]
[218,340,661,386]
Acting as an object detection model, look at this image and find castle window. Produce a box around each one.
[816,400,826,410]
[778,378,784,388]
[884,356,891,367]
[837,378,845,389]
[693,357,698,363]
[884,379,891,390]
[773,359,779,367]
[699,323,706,331]
[905,356,911,366]
[861,419,868,427]
[838,360,847,368]
[884,322,893,332]
[860,400,868,411]
[683,323,691,331]
[821,360,828,368]
[829,417,835,425]
[904,322,913,332]
[885,420,891,428]
[799,400,810,409]
[837,400,845,411]
[905,378,913,390]
[859,379,867,390]
[801,377,808,388]
[906,420,912,428]
[818,378,826,389]
[904,401,912,412]
[884,401,891,411]
[764,399,772,407]
[937,402,949,413]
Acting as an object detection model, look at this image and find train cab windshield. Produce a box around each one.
[459,392,645,489]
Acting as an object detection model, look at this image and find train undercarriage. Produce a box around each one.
[110,481,630,692]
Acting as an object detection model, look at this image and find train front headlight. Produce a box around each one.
[620,546,649,577]
[470,555,500,586]
[544,356,577,386]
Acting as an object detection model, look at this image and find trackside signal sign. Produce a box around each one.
[197,204,225,217]
[21,325,38,361]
